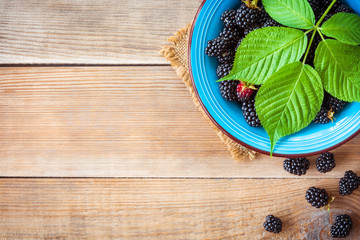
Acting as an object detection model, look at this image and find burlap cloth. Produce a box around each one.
[160,23,257,161]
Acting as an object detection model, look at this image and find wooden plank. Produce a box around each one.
[0,0,201,64]
[0,67,359,177]
[0,178,358,239]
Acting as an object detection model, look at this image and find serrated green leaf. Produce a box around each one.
[321,13,360,46]
[262,0,315,29]
[255,62,323,154]
[315,39,360,102]
[219,27,307,85]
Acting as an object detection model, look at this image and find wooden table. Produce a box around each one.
[0,1,359,239]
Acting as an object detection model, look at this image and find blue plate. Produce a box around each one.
[189,0,360,157]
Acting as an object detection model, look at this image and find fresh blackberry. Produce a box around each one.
[283,158,310,176]
[339,170,359,196]
[330,214,352,238]
[219,26,242,46]
[221,10,237,27]
[217,62,233,78]
[244,25,261,36]
[335,4,353,13]
[219,80,239,101]
[263,215,282,233]
[307,0,322,20]
[324,92,347,114]
[313,107,334,124]
[217,49,235,64]
[205,37,230,57]
[316,152,336,173]
[323,13,334,22]
[242,96,261,127]
[235,3,262,29]
[262,18,281,28]
[304,33,322,66]
[305,187,330,208]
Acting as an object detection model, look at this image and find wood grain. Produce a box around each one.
[0,0,201,64]
[0,66,359,177]
[0,178,358,239]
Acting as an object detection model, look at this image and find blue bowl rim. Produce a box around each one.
[188,0,360,157]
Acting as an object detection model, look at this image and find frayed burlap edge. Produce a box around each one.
[160,23,256,161]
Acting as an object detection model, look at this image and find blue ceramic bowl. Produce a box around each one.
[189,0,360,157]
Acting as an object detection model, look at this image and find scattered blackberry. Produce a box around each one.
[324,93,347,114]
[221,10,237,27]
[263,215,282,233]
[219,80,239,101]
[235,3,262,29]
[217,49,235,64]
[242,96,261,127]
[219,26,242,46]
[339,170,359,196]
[313,108,334,124]
[330,214,352,238]
[305,187,330,208]
[316,152,336,173]
[217,62,233,78]
[283,158,310,176]
[205,37,230,57]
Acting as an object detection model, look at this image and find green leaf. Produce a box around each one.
[255,62,323,154]
[219,27,307,85]
[321,13,360,46]
[315,39,360,102]
[262,0,315,29]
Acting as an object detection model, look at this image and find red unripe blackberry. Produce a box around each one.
[236,82,256,102]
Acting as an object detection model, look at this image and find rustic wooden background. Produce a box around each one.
[0,0,359,239]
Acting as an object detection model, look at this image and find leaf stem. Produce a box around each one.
[315,0,337,27]
[302,29,316,65]
[317,29,326,42]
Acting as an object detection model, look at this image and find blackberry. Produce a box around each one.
[305,187,330,208]
[283,158,310,176]
[219,80,239,101]
[313,107,334,124]
[242,96,261,127]
[205,37,230,57]
[235,3,262,29]
[217,49,235,64]
[244,25,261,36]
[263,215,282,233]
[219,26,242,46]
[217,62,233,78]
[339,170,359,196]
[335,4,353,13]
[307,0,322,20]
[324,92,347,114]
[330,214,352,238]
[221,10,237,27]
[316,152,336,173]
[262,18,281,28]
[304,33,322,66]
